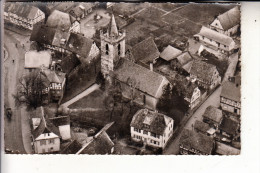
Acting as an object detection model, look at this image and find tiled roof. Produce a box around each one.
[113,58,168,98]
[52,29,70,48]
[60,140,82,154]
[180,129,214,155]
[25,51,51,68]
[221,81,241,102]
[69,5,85,18]
[160,45,182,61]
[66,33,93,58]
[41,68,66,84]
[30,24,56,45]
[31,107,60,139]
[217,6,240,31]
[49,116,70,127]
[215,141,240,155]
[202,106,223,123]
[190,60,218,83]
[4,3,40,20]
[176,52,193,66]
[219,117,239,136]
[182,60,193,73]
[46,10,75,31]
[130,109,172,135]
[197,26,234,46]
[131,37,160,64]
[194,120,210,134]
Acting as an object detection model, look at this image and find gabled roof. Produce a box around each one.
[182,60,193,73]
[66,33,93,58]
[41,69,66,84]
[176,52,193,66]
[197,26,234,46]
[31,107,60,139]
[76,122,115,154]
[4,3,41,20]
[49,116,70,127]
[130,109,172,135]
[113,58,168,98]
[202,106,223,123]
[69,5,85,18]
[131,37,160,64]
[30,24,56,45]
[25,51,51,69]
[190,60,218,83]
[194,120,210,134]
[180,129,214,155]
[160,45,182,61]
[221,81,241,102]
[60,140,82,154]
[216,6,240,31]
[215,141,240,155]
[46,10,76,31]
[219,117,239,135]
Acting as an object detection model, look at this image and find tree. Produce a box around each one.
[13,70,46,110]
[96,71,106,90]
[157,83,172,112]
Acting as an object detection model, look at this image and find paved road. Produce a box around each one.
[4,31,27,154]
[164,86,222,155]
[61,84,100,108]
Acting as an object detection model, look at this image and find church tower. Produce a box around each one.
[100,14,126,76]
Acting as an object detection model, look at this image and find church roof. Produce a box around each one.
[108,14,119,37]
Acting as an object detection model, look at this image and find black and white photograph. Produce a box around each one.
[3,1,242,155]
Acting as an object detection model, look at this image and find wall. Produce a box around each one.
[34,135,60,154]
[58,125,71,140]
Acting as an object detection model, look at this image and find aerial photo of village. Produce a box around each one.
[3,2,241,155]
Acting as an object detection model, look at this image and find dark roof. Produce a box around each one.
[202,106,223,123]
[197,26,234,46]
[219,117,239,135]
[69,5,85,18]
[31,107,60,139]
[194,120,210,134]
[130,109,172,135]
[221,81,241,102]
[190,60,218,83]
[4,3,40,20]
[131,37,160,64]
[49,116,70,127]
[30,24,56,45]
[60,54,81,74]
[46,10,76,31]
[215,141,240,155]
[216,6,240,31]
[113,58,168,98]
[60,140,82,154]
[180,129,214,155]
[78,131,114,154]
[177,76,198,98]
[66,33,93,58]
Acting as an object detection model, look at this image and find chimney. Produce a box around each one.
[150,63,153,71]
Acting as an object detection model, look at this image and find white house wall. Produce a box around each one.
[58,125,71,140]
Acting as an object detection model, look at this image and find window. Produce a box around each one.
[143,130,148,135]
[150,132,156,138]
[118,44,121,56]
[154,141,156,144]
[158,142,160,146]
[106,44,109,55]
[134,128,138,132]
[49,139,55,144]
[156,134,160,139]
[40,140,46,146]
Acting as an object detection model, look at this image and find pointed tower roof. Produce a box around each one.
[108,14,119,37]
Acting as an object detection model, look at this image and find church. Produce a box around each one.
[100,14,170,110]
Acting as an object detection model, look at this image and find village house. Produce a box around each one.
[30,25,99,64]
[31,106,61,154]
[49,116,71,141]
[46,10,80,33]
[215,141,240,155]
[219,116,240,140]
[220,80,241,115]
[76,122,115,154]
[131,37,160,65]
[194,26,236,55]
[36,67,66,104]
[209,6,240,37]
[60,140,82,154]
[4,3,45,30]
[189,60,221,90]
[69,3,95,21]
[24,50,52,70]
[170,52,194,76]
[202,106,223,129]
[130,109,174,149]
[194,120,211,136]
[179,129,215,155]
[160,45,182,63]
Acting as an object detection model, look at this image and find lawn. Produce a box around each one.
[151,3,186,12]
[108,3,149,16]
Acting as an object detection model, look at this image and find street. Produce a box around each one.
[4,29,32,154]
[164,86,222,154]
